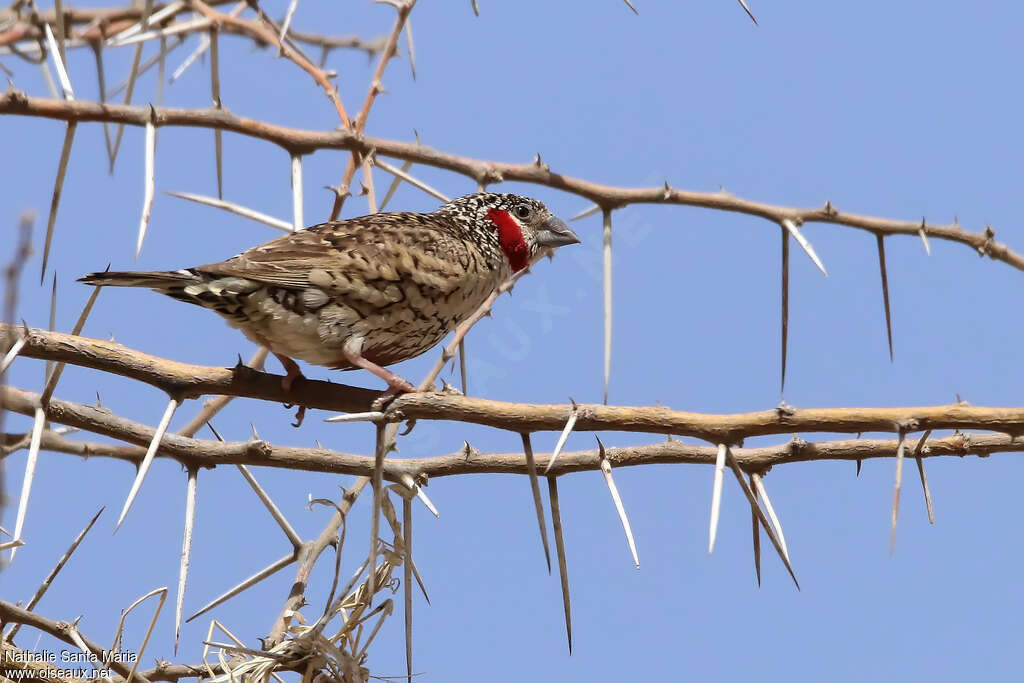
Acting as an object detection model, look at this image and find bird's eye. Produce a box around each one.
[514,204,532,220]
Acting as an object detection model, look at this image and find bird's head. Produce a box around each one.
[440,193,580,273]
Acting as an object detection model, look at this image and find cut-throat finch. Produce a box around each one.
[80,193,580,411]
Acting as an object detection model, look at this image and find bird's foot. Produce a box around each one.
[274,352,307,427]
[370,376,417,412]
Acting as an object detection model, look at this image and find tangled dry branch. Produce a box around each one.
[3,1,1023,681]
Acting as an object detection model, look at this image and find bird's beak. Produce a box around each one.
[535,216,580,248]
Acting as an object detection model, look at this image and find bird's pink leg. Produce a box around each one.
[260,344,306,427]
[274,352,305,393]
[342,337,416,409]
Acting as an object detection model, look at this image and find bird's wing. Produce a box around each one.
[195,213,479,295]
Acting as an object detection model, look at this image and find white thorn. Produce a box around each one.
[116,398,179,531]
[708,443,727,554]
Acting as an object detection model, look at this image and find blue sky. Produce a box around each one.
[4,1,1024,680]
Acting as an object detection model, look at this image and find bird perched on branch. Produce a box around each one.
[80,193,579,414]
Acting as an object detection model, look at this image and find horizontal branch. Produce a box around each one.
[2,92,1020,271]
[8,325,1024,443]
[0,600,145,682]
[1,385,1019,479]
[0,3,385,55]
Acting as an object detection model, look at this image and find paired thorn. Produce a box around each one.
[780,225,789,393]
[708,444,727,555]
[725,451,798,588]
[174,466,199,654]
[41,121,77,284]
[115,397,180,532]
[544,400,579,475]
[876,234,894,362]
[398,473,440,518]
[10,406,47,561]
[521,433,551,573]
[781,218,828,277]
[597,437,639,569]
[919,218,932,255]
[163,184,299,232]
[135,113,157,259]
[912,430,935,524]
[602,210,613,405]
[548,476,572,654]
[889,428,906,554]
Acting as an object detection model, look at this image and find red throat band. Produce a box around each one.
[486,208,530,272]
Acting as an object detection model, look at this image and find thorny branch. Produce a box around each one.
[3,1,1024,679]
[2,92,1020,273]
[0,0,386,56]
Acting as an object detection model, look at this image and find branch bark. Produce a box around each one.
[2,92,1020,272]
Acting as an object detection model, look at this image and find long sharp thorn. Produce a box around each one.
[291,154,304,231]
[736,0,758,25]
[781,218,828,276]
[46,272,56,384]
[40,61,58,99]
[398,474,439,518]
[165,191,293,232]
[597,437,639,568]
[10,406,46,561]
[374,157,450,202]
[175,466,198,654]
[602,210,612,404]
[170,33,210,84]
[544,403,579,475]
[547,476,572,654]
[725,449,799,588]
[43,23,74,100]
[889,428,906,554]
[186,552,295,622]
[780,226,789,393]
[912,429,935,524]
[5,506,104,641]
[403,495,413,683]
[369,423,386,599]
[876,233,894,362]
[458,339,468,395]
[708,443,727,555]
[236,465,302,547]
[210,28,223,199]
[90,43,115,166]
[41,122,77,284]
[42,284,101,404]
[404,19,415,79]
[521,433,551,573]
[1,336,27,376]
[751,486,761,586]
[115,397,179,532]
[378,159,412,211]
[156,36,167,106]
[751,472,789,561]
[570,204,600,221]
[279,0,300,49]
[53,0,66,66]
[919,219,931,255]
[110,0,153,168]
[623,0,639,13]
[410,558,430,605]
[136,115,157,258]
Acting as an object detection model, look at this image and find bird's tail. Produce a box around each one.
[78,269,200,290]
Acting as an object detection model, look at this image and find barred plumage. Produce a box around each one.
[80,193,579,406]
